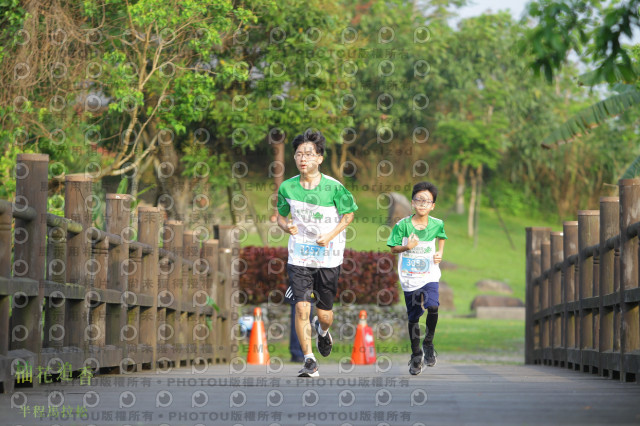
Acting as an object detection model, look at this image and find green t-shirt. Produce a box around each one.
[278,174,358,268]
[387,214,447,291]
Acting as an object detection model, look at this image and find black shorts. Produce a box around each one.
[286,263,341,311]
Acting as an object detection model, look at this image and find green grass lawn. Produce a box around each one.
[239,180,557,360]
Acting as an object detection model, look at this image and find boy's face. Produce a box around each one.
[294,142,323,174]
[412,189,435,215]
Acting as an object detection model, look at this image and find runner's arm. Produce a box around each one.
[316,212,354,246]
[434,238,445,263]
[389,233,419,254]
[276,212,296,234]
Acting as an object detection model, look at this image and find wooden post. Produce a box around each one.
[219,225,240,363]
[157,253,169,366]
[203,239,219,363]
[64,174,92,353]
[105,194,131,371]
[0,198,11,358]
[10,154,49,365]
[599,198,619,298]
[526,228,547,364]
[126,242,142,369]
[89,237,109,360]
[163,220,183,366]
[563,221,578,368]
[578,210,599,372]
[599,196,619,377]
[194,242,210,363]
[0,195,11,392]
[183,230,199,365]
[541,235,551,363]
[43,224,66,350]
[550,231,564,365]
[619,179,640,382]
[138,207,160,368]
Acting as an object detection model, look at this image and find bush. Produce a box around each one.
[239,246,399,305]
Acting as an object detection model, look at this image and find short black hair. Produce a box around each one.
[292,129,326,156]
[412,181,438,202]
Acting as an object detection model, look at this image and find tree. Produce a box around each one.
[0,0,356,227]
[435,13,517,237]
[524,0,640,178]
[333,0,454,185]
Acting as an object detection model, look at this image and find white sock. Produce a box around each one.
[304,353,316,361]
[317,324,328,337]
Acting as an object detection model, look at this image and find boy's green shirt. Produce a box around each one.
[278,174,358,268]
[387,214,447,291]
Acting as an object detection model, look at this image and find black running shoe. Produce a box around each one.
[408,354,424,375]
[423,343,437,367]
[298,358,319,377]
[313,316,333,357]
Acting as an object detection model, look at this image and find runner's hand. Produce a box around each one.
[287,219,298,235]
[407,233,419,250]
[316,234,330,247]
[433,251,443,264]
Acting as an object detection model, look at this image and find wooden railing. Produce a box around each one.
[0,153,238,393]
[525,179,640,382]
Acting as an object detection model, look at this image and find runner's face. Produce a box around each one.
[294,142,323,174]
[412,190,435,216]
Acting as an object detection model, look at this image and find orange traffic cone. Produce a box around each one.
[351,310,377,364]
[247,307,270,364]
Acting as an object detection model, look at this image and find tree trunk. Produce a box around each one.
[330,143,348,181]
[331,144,341,179]
[154,121,190,221]
[473,164,483,248]
[453,160,467,214]
[467,167,477,238]
[272,139,285,189]
[271,139,285,219]
[226,185,237,225]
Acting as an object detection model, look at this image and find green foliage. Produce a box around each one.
[435,13,520,167]
[622,154,640,179]
[524,0,640,180]
[0,0,27,63]
[47,194,65,217]
[181,142,232,189]
[485,179,536,218]
[0,137,36,199]
[524,0,640,83]
[437,120,501,170]
[542,89,640,147]
[1,0,632,222]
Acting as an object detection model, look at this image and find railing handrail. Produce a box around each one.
[525,179,640,383]
[0,154,238,394]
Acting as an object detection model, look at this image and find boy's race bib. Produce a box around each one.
[401,256,431,276]
[290,240,333,267]
[399,239,435,280]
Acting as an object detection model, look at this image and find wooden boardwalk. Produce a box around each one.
[1,360,639,425]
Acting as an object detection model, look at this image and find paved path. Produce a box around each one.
[1,360,639,426]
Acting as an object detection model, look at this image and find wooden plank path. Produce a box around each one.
[1,360,639,425]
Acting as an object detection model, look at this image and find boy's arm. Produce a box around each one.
[434,238,445,264]
[390,245,408,254]
[316,212,354,246]
[389,233,419,253]
[276,212,297,235]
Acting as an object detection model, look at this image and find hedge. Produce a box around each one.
[238,246,399,305]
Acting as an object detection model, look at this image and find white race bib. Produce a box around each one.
[290,240,333,268]
[399,239,434,280]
